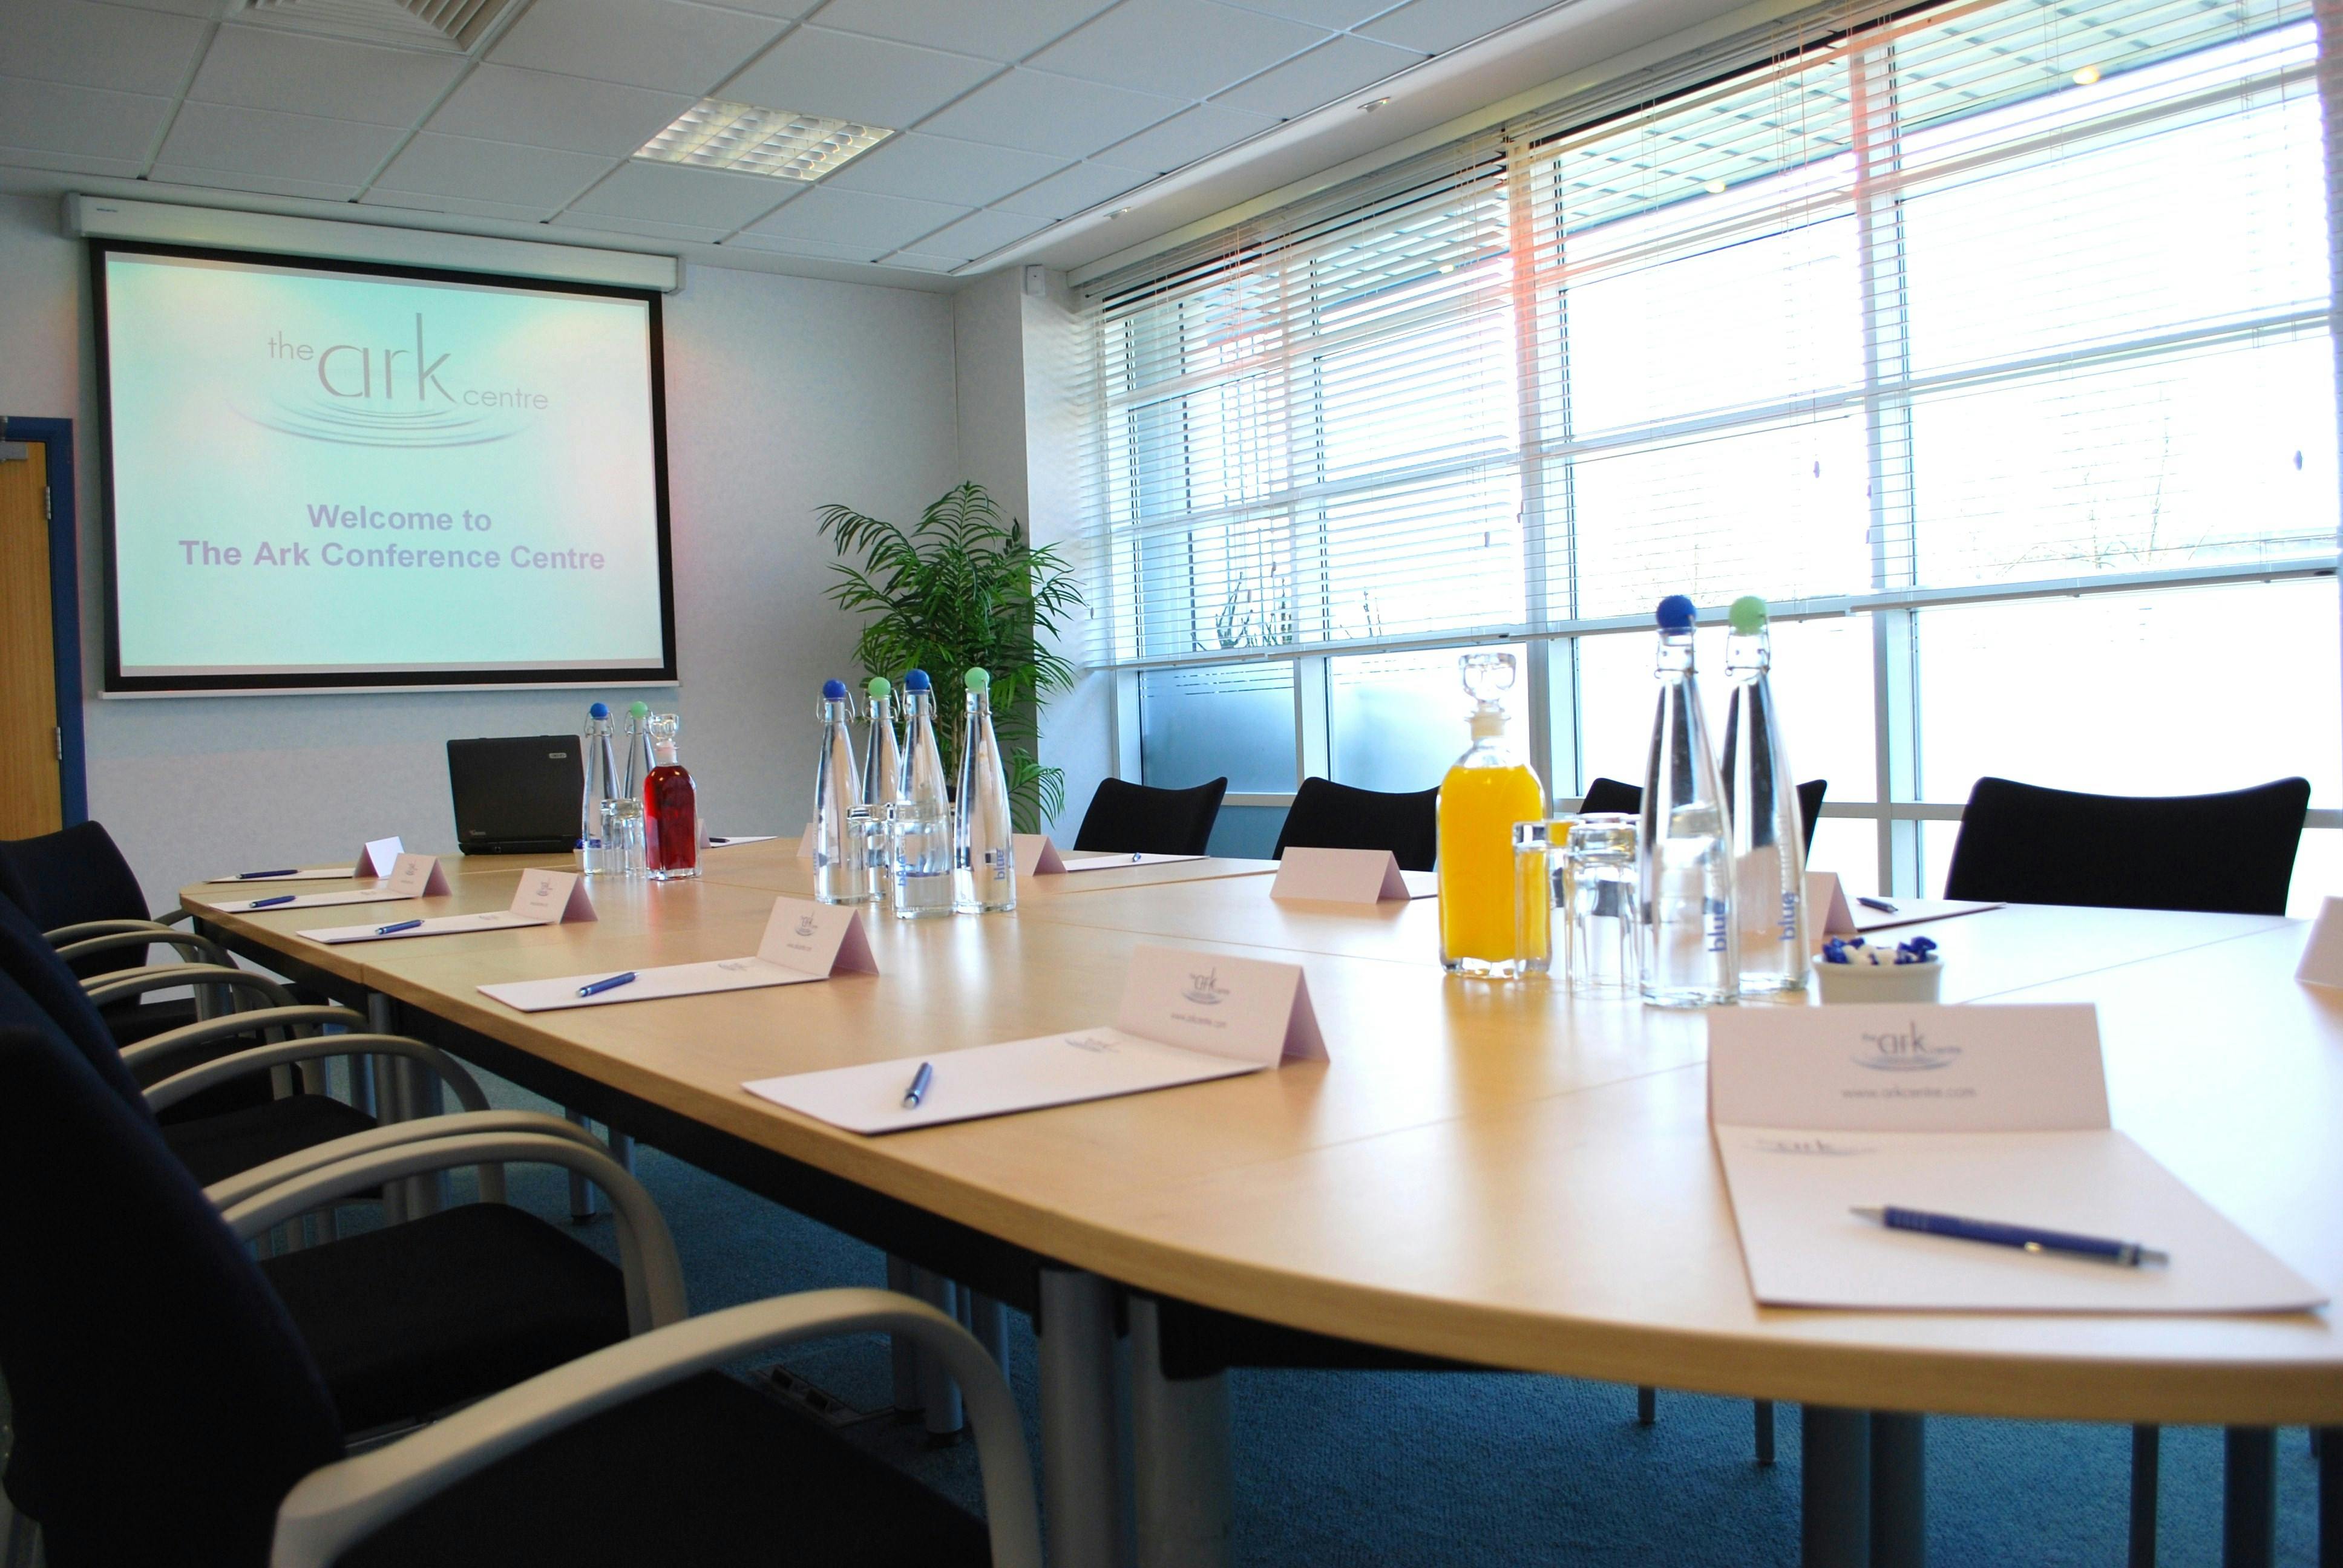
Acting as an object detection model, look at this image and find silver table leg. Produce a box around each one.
[1871,1413,1925,1568]
[1130,1297,1231,1568]
[1037,1267,1124,1568]
[565,1109,598,1221]
[1803,1405,1870,1568]
[968,1290,1011,1375]
[907,1266,965,1438]
[885,1255,922,1413]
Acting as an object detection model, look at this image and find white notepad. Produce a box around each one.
[1014,834,1204,875]
[226,852,448,910]
[300,867,591,944]
[206,835,404,883]
[1708,1005,2322,1313]
[478,898,876,1011]
[744,943,1326,1134]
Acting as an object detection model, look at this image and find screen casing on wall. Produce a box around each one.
[91,240,678,695]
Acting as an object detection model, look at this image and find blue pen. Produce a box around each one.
[375,919,422,935]
[1857,896,1899,913]
[577,971,637,998]
[247,894,297,908]
[238,869,299,880]
[1852,1206,2168,1267]
[902,1060,933,1109]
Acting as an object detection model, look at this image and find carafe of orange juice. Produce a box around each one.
[1437,652,1547,976]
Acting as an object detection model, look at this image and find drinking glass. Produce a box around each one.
[1565,812,1640,996]
[1507,819,1554,978]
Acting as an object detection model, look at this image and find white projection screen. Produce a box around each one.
[94,242,676,693]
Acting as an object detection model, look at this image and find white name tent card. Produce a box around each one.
[2295,897,2343,988]
[745,943,1327,1134]
[1013,834,1204,877]
[300,866,594,945]
[1271,847,1426,904]
[1807,872,1858,936]
[1708,1004,2321,1313]
[229,853,450,910]
[480,897,877,1013]
[353,836,405,877]
[206,835,405,884]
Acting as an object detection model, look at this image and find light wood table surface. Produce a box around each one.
[180,864,2339,1428]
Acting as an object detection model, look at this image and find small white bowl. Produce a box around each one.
[1813,956,1944,1004]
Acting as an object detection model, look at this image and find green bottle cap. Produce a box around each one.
[867,676,891,699]
[964,668,991,692]
[1728,595,1769,635]
[628,700,650,717]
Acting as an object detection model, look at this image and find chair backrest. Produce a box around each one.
[0,1023,343,1567]
[1942,775,2311,915]
[1576,777,1828,852]
[0,890,154,1118]
[1070,777,1229,857]
[1273,778,1441,872]
[0,822,151,978]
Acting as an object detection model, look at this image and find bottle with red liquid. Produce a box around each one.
[643,712,698,880]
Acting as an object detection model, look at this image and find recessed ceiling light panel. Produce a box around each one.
[634,100,894,182]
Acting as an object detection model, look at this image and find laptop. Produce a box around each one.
[447,736,584,855]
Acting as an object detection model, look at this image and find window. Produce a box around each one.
[1083,0,2338,907]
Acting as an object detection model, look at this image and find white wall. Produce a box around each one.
[0,192,960,909]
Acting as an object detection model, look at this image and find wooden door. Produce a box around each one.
[0,440,61,837]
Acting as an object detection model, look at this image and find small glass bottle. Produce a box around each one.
[1435,651,1547,976]
[891,669,955,919]
[813,679,876,906]
[642,713,698,881]
[606,700,651,877]
[955,667,1017,914]
[1721,595,1808,993]
[863,676,904,907]
[1639,595,1737,1007]
[579,701,621,877]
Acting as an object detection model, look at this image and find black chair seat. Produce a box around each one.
[344,1371,991,1568]
[1070,777,1228,857]
[1273,778,1440,871]
[160,1093,378,1187]
[100,996,200,1044]
[262,1202,629,1434]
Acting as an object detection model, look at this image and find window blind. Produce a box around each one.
[1080,0,2334,668]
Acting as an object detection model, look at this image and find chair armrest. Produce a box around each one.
[154,906,193,926]
[44,918,178,946]
[218,1132,686,1336]
[145,1033,490,1117]
[118,1005,368,1076]
[84,963,292,1011]
[53,929,232,969]
[270,1289,1040,1568]
[203,1109,609,1212]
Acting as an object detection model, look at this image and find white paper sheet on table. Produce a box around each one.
[478,898,876,1011]
[704,835,778,848]
[207,835,403,884]
[745,943,1327,1134]
[300,866,590,944]
[1014,834,1204,876]
[1708,1005,2322,1313]
[1805,873,2002,936]
[224,853,448,910]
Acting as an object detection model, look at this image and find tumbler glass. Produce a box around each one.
[1565,812,1640,996]
[1506,819,1554,978]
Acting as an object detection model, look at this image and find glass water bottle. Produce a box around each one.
[890,668,956,920]
[955,668,1017,914]
[1721,595,1807,993]
[579,702,621,877]
[643,713,698,881]
[813,679,875,905]
[1639,595,1737,1007]
[1435,651,1547,976]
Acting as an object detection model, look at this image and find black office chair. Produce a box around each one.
[1942,775,2311,916]
[1576,776,1828,851]
[1071,776,1228,856]
[0,1021,1038,1568]
[1273,777,1440,872]
[0,820,209,1043]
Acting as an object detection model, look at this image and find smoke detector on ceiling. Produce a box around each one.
[230,0,520,53]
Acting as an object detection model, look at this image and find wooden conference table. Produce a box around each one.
[183,842,2343,1568]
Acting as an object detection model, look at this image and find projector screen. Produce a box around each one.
[93,241,675,693]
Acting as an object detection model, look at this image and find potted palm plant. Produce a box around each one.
[817,482,1083,829]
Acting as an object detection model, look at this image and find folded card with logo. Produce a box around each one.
[478,897,877,1012]
[2294,897,2343,989]
[226,852,451,910]
[1012,834,1204,877]
[744,942,1328,1134]
[1708,1005,2321,1313]
[207,835,406,883]
[299,866,594,944]
[1271,847,1429,904]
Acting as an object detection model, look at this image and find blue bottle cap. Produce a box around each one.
[1656,595,1697,631]
[904,668,932,691]
[588,701,609,719]
[822,679,848,701]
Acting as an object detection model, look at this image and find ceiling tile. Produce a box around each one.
[0,0,208,96]
[908,206,1050,261]
[426,66,693,157]
[718,26,1000,127]
[84,0,214,14]
[1357,0,1557,54]
[1214,0,1402,23]
[0,145,146,178]
[363,188,565,224]
[189,27,464,125]
[1091,102,1275,174]
[1031,0,1324,100]
[883,251,964,272]
[376,132,615,209]
[920,68,1183,158]
[550,210,730,242]
[813,0,1118,64]
[158,101,408,186]
[1212,33,1420,117]
[819,131,1065,206]
[489,0,787,94]
[0,77,171,160]
[739,185,970,250]
[989,158,1145,218]
[149,165,365,201]
[562,158,792,229]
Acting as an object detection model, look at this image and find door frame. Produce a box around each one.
[2,417,87,826]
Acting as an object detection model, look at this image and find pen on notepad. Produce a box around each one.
[1856,897,1899,913]
[902,1061,933,1109]
[237,869,298,880]
[1852,1206,2168,1267]
[577,972,637,998]
[247,894,296,908]
[374,919,422,935]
